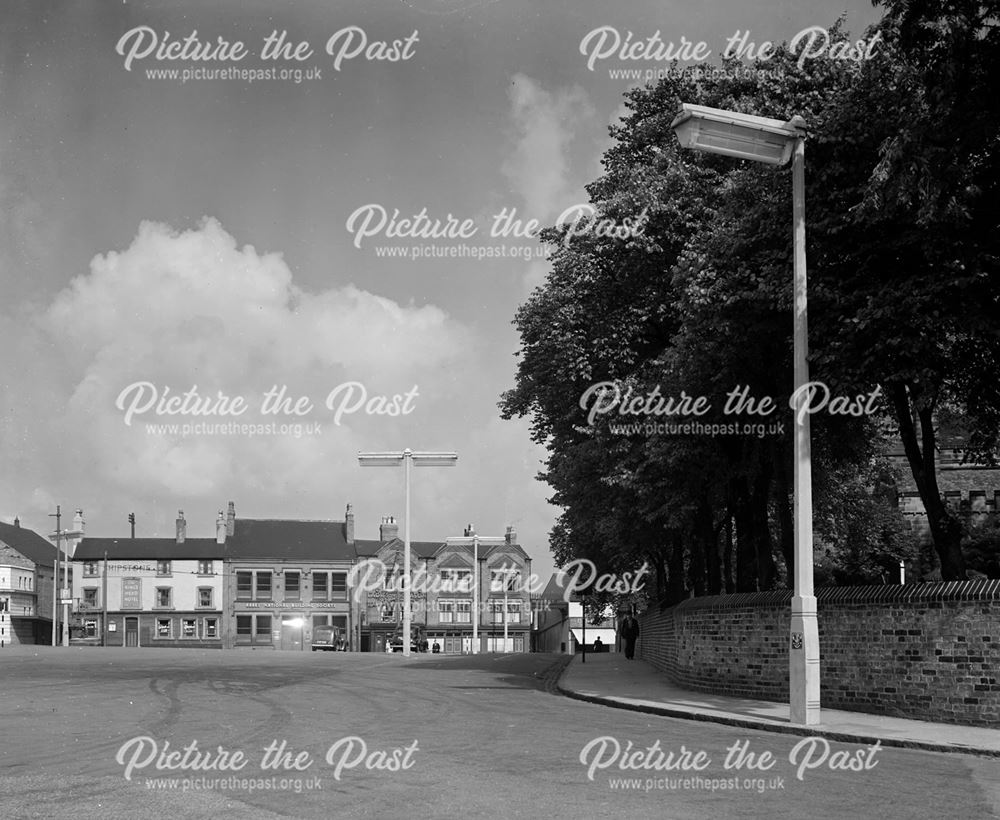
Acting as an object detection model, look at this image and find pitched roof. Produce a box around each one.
[228,519,354,561]
[74,537,221,561]
[0,521,65,568]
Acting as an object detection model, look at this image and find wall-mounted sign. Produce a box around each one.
[122,578,141,610]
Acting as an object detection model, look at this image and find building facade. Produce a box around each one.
[0,516,77,646]
[355,522,533,653]
[71,511,225,648]
[223,505,357,651]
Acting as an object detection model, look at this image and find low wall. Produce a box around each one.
[638,580,1000,726]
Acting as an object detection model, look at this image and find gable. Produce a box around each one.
[484,544,529,567]
[435,550,473,570]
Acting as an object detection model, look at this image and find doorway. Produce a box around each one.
[280,616,304,650]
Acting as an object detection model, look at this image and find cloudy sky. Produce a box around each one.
[1,0,881,581]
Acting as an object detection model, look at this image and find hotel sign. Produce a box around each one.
[122,578,142,609]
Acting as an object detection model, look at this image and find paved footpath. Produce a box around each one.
[559,652,1000,757]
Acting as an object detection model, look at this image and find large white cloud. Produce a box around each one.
[23,218,476,502]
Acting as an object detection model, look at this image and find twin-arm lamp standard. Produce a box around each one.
[671,103,819,726]
[358,449,458,657]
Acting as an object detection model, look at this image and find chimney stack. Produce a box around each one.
[379,515,399,542]
[176,510,186,543]
[13,516,19,528]
[226,501,236,536]
[345,503,355,544]
[216,511,226,545]
[464,523,476,537]
[66,509,86,558]
[505,525,516,545]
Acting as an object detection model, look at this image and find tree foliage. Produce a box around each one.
[501,2,1000,599]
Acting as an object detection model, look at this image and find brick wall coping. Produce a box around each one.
[657,579,1000,613]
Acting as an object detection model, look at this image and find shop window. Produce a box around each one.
[236,615,253,641]
[203,618,218,639]
[255,615,272,641]
[84,619,98,638]
[156,618,172,639]
[181,618,197,639]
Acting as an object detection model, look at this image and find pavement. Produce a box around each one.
[557,652,1000,757]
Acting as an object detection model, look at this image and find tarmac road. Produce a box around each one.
[0,647,996,819]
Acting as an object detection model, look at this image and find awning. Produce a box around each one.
[570,628,616,646]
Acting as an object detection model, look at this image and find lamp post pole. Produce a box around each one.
[671,104,818,725]
[359,449,457,657]
[789,131,820,726]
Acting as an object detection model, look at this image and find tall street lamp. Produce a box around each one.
[444,532,506,654]
[671,103,818,726]
[359,449,458,657]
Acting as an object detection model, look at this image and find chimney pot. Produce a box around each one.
[380,515,399,542]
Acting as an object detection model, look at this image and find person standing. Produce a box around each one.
[620,612,640,660]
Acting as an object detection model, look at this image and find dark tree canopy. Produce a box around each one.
[501,2,1000,599]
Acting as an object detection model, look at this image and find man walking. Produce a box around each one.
[620,612,640,660]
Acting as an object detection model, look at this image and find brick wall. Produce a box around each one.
[637,581,1000,726]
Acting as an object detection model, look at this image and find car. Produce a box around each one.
[311,624,344,651]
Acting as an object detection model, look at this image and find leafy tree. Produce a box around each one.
[501,3,1000,596]
[808,0,1000,579]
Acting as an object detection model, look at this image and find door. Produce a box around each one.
[125,617,139,647]
[280,616,303,650]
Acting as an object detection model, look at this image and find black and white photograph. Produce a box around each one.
[1,0,998,817]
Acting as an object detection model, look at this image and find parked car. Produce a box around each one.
[311,624,345,651]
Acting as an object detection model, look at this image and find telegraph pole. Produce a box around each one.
[48,506,61,647]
